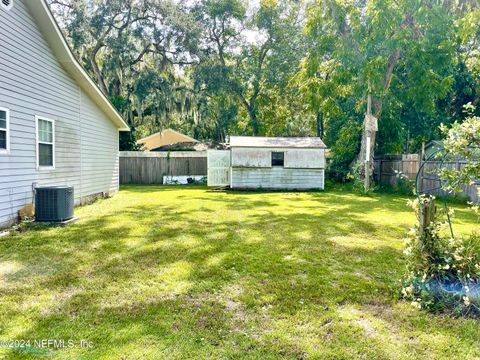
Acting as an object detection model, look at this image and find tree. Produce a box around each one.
[49,0,480,161]
[193,0,305,135]
[304,0,468,180]
[48,0,202,149]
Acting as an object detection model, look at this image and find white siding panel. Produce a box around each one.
[231,148,271,167]
[229,146,326,190]
[80,93,119,199]
[284,149,325,168]
[0,1,120,227]
[231,147,325,169]
[231,168,325,190]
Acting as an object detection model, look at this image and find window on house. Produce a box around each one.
[271,151,284,167]
[0,108,9,152]
[1,0,13,11]
[37,117,55,168]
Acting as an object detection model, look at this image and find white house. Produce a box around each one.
[0,0,129,227]
[208,136,327,190]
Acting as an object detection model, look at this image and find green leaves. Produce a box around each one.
[49,0,480,153]
[302,0,480,179]
[192,0,306,135]
[440,117,480,193]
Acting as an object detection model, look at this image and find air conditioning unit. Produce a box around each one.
[35,186,74,222]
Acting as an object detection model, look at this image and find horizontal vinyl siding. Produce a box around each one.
[0,1,76,226]
[0,1,120,227]
[231,167,325,190]
[80,93,119,199]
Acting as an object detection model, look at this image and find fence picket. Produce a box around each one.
[373,155,478,203]
[119,151,207,184]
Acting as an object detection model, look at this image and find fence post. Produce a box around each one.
[378,159,382,184]
[419,196,436,242]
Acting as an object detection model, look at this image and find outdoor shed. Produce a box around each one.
[208,136,327,190]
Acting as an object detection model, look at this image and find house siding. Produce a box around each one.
[230,147,325,190]
[0,1,119,227]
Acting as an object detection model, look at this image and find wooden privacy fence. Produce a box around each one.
[374,154,419,186]
[120,151,207,184]
[374,154,479,203]
[419,159,479,203]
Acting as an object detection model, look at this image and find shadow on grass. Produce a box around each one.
[0,186,477,358]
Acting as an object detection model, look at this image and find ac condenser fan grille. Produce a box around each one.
[35,186,74,222]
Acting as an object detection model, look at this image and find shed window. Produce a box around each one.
[0,108,9,152]
[271,152,284,167]
[36,117,55,168]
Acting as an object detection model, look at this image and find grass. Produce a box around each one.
[0,185,479,359]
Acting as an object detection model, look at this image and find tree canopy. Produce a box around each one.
[48,0,480,179]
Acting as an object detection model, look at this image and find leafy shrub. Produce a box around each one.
[439,116,480,193]
[401,196,480,316]
[346,161,369,193]
[392,170,415,195]
[327,119,362,182]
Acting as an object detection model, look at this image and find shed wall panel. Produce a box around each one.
[284,149,325,168]
[231,168,325,190]
[231,148,271,167]
[231,147,325,169]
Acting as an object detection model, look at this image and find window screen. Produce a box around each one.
[37,118,54,167]
[0,109,7,150]
[271,152,284,167]
[0,131,6,150]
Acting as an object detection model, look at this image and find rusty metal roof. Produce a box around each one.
[229,136,327,148]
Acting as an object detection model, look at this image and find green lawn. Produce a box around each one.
[0,186,479,359]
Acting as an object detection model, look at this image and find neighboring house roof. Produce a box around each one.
[151,142,210,152]
[137,129,199,150]
[24,1,129,131]
[424,140,444,159]
[425,140,444,149]
[229,136,327,149]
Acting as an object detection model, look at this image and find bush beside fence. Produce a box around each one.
[374,154,479,203]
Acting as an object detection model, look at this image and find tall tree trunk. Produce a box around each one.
[357,48,401,177]
[358,94,376,161]
[249,110,259,136]
[316,112,324,138]
[237,93,260,135]
[111,77,121,97]
[473,95,479,107]
[90,54,109,96]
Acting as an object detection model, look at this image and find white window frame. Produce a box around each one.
[35,116,55,170]
[0,107,10,154]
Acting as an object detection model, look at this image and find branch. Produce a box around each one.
[49,0,73,9]
[211,16,226,66]
[238,92,252,114]
[130,43,153,66]
[372,48,402,118]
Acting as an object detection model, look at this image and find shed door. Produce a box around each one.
[207,150,231,186]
